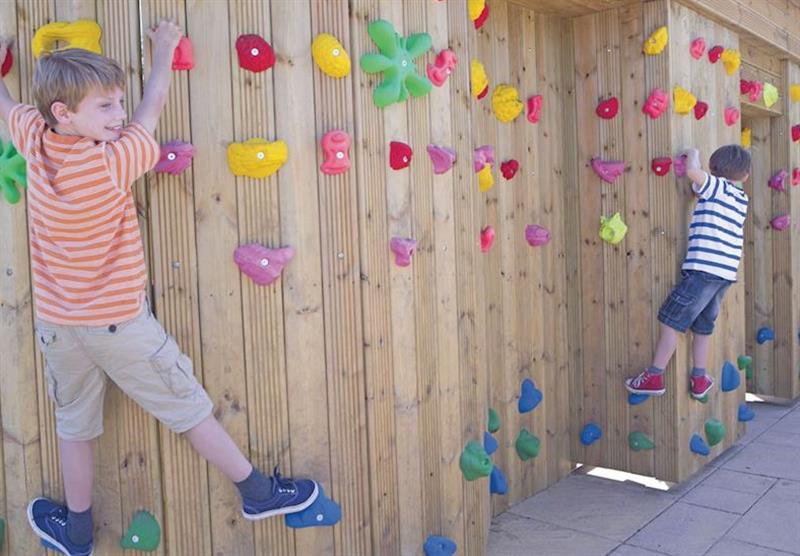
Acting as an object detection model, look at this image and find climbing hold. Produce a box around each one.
[390,141,413,170]
[427,49,457,87]
[693,100,709,120]
[643,26,668,55]
[791,84,800,102]
[32,20,102,58]
[501,159,519,180]
[490,466,508,495]
[651,157,672,176]
[390,237,418,267]
[673,86,697,114]
[768,169,788,192]
[628,393,649,405]
[492,84,524,123]
[738,403,755,422]
[473,145,495,173]
[468,0,490,29]
[690,434,710,456]
[234,244,294,286]
[0,140,27,204]
[580,423,603,446]
[155,140,195,175]
[227,138,288,178]
[741,127,751,148]
[721,360,741,392]
[757,326,775,344]
[792,124,800,142]
[599,212,628,245]
[518,378,543,413]
[359,20,432,108]
[642,88,668,119]
[488,408,501,433]
[471,59,489,99]
[525,225,550,247]
[172,36,194,70]
[515,428,540,461]
[765,82,779,107]
[235,34,275,73]
[673,155,688,177]
[708,44,724,63]
[484,431,498,456]
[312,33,351,78]
[477,164,494,192]
[628,431,655,451]
[721,49,741,75]
[740,79,754,95]
[120,510,160,551]
[771,214,791,231]
[320,130,352,175]
[724,107,740,126]
[690,37,706,59]
[480,226,495,252]
[423,535,457,556]
[596,97,619,119]
[285,485,341,528]
[1,47,11,77]
[591,158,625,183]
[793,168,800,186]
[737,355,752,372]
[459,440,492,480]
[427,145,456,174]
[747,81,764,103]
[527,95,543,124]
[704,418,726,447]
[696,394,709,404]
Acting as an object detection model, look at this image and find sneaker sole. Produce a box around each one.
[26,498,94,556]
[690,385,714,399]
[241,482,320,521]
[624,384,666,396]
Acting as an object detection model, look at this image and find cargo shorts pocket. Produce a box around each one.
[43,362,61,406]
[150,336,198,399]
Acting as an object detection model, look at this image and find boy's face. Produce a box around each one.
[55,87,127,142]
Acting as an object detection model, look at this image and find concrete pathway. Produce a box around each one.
[488,399,800,556]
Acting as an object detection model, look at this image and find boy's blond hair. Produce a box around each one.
[32,49,125,127]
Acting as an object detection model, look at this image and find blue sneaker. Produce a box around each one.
[27,498,93,556]
[241,467,320,521]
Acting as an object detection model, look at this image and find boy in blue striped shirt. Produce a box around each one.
[626,145,750,399]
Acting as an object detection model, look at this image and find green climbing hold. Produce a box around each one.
[696,394,709,404]
[737,355,752,371]
[459,440,492,481]
[704,418,726,447]
[515,428,541,461]
[0,140,27,204]
[488,408,501,433]
[0,516,5,547]
[120,510,160,551]
[628,431,655,451]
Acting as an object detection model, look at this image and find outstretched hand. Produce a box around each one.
[145,20,182,53]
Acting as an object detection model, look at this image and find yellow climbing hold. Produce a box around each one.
[471,59,489,99]
[227,138,288,179]
[599,212,628,245]
[478,163,494,192]
[790,84,800,102]
[312,33,351,78]
[721,49,741,75]
[491,84,524,123]
[673,86,697,115]
[741,127,751,148]
[643,26,668,55]
[468,0,486,22]
[763,83,779,108]
[32,20,102,58]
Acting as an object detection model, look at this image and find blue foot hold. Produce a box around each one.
[484,431,498,456]
[580,423,603,446]
[757,326,775,344]
[628,393,650,405]
[738,403,755,422]
[690,433,710,456]
[518,378,543,413]
[424,535,457,556]
[285,486,341,528]
[490,466,508,495]
[721,361,741,392]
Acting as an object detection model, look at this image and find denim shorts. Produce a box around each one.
[657,270,732,335]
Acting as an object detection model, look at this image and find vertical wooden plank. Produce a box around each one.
[786,60,800,401]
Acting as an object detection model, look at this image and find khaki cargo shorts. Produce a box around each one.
[34,299,214,441]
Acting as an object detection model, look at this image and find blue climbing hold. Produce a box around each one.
[580,423,603,446]
[518,378,543,413]
[424,535,457,556]
[690,433,710,456]
[738,403,755,422]
[285,486,341,528]
[628,392,650,405]
[490,466,508,495]
[757,326,775,344]
[484,431,498,456]
[721,360,741,392]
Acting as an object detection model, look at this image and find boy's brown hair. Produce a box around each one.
[709,144,751,181]
[32,49,126,127]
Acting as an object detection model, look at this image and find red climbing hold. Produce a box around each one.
[642,88,668,119]
[690,37,706,60]
[474,2,490,29]
[740,79,753,95]
[651,157,672,176]
[708,45,724,63]
[693,100,708,120]
[480,226,495,252]
[748,81,764,103]
[501,159,519,180]
[172,36,194,70]
[527,95,542,124]
[596,97,619,119]
[390,141,413,170]
[792,124,800,142]
[1,48,12,77]
[235,34,275,73]
[792,168,800,186]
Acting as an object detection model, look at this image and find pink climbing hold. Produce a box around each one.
[473,145,495,173]
[769,169,788,192]
[155,140,195,175]
[690,37,706,59]
[427,145,456,174]
[673,155,688,178]
[527,95,543,124]
[172,36,194,70]
[480,226,495,252]
[390,237,417,267]
[591,158,625,183]
[748,81,763,103]
[525,224,550,247]
[234,244,295,286]
[651,157,672,176]
[320,130,351,175]
[771,214,791,231]
[596,97,619,119]
[740,79,753,95]
[642,88,668,119]
[708,45,724,63]
[792,167,800,187]
[501,159,519,180]
[1,48,11,77]
[693,100,708,120]
[724,107,740,126]
[792,124,800,142]
[426,49,457,87]
[390,141,413,170]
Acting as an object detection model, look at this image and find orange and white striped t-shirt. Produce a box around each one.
[9,104,159,326]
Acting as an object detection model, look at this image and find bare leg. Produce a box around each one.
[185,414,252,482]
[692,332,712,370]
[652,323,681,369]
[58,438,94,512]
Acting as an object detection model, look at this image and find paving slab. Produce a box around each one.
[488,511,618,556]
[726,480,800,554]
[722,442,800,481]
[608,545,669,556]
[706,538,799,556]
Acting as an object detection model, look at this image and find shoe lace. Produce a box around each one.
[630,371,651,388]
[272,466,297,495]
[48,506,68,527]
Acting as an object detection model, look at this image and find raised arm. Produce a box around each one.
[132,20,182,135]
[0,40,20,122]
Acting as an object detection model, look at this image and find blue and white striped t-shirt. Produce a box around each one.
[682,173,749,281]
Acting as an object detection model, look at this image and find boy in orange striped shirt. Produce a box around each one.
[0,22,318,555]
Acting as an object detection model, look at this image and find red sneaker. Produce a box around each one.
[690,375,714,399]
[625,370,666,395]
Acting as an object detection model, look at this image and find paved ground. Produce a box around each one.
[488,398,800,556]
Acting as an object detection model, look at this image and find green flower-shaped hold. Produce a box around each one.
[0,139,27,204]
[120,510,160,552]
[359,19,432,108]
